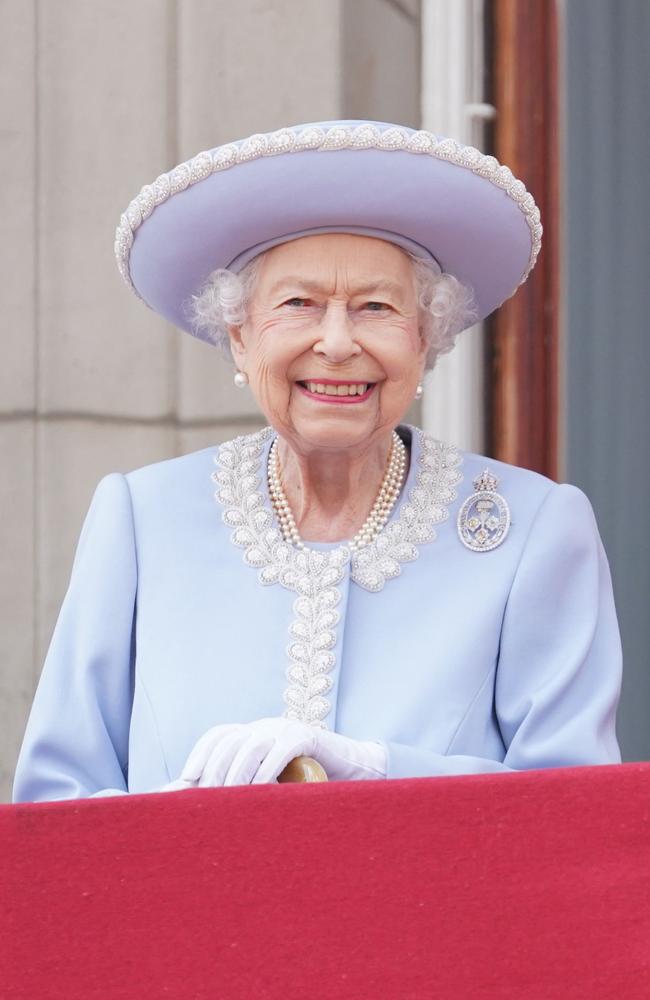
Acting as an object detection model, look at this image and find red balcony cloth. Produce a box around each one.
[2,763,650,999]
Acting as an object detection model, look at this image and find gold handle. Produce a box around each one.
[277,755,328,783]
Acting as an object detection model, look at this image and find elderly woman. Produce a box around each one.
[13,120,621,801]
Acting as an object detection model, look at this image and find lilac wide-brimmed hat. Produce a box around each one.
[115,120,542,342]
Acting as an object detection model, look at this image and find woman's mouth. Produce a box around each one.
[295,379,377,404]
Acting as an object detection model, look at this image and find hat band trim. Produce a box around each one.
[227,226,442,274]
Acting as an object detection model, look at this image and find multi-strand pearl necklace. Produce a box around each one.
[267,431,407,552]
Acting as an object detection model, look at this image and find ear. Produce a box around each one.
[416,323,430,368]
[227,324,247,370]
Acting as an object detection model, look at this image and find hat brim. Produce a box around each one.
[117,122,541,341]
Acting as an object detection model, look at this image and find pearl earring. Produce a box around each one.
[233,370,249,388]
[414,383,423,400]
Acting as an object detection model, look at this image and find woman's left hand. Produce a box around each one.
[179,718,386,787]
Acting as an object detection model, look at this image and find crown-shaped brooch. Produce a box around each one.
[457,467,510,552]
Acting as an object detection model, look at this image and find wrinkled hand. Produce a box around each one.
[179,717,387,787]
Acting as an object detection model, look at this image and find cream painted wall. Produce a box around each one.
[0,0,421,800]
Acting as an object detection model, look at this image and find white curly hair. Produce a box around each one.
[189,246,477,369]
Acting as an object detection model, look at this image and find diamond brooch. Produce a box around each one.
[457,469,510,552]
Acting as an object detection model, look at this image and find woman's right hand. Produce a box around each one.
[179,718,319,788]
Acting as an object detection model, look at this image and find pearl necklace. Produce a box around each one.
[267,431,407,552]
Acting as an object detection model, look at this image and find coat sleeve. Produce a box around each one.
[13,474,137,802]
[382,483,623,778]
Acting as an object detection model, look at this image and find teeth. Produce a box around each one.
[304,382,369,396]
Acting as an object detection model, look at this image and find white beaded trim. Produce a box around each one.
[115,124,542,297]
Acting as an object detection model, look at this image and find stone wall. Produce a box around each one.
[0,0,421,799]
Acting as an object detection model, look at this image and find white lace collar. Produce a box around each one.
[212,425,463,594]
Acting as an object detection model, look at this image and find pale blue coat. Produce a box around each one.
[13,426,622,802]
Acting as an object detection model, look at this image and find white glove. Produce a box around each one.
[307,726,387,783]
[180,717,387,787]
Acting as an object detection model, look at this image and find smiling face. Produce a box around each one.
[228,233,427,456]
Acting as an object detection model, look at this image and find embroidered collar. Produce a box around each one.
[212,425,462,594]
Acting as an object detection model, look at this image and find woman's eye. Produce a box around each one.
[364,301,390,311]
[283,297,310,307]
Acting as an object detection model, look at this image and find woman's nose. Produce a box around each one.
[312,305,362,362]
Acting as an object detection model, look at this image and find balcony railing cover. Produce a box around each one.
[3,763,649,998]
